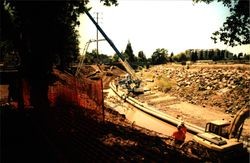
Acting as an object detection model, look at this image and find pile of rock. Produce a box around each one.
[150,65,250,113]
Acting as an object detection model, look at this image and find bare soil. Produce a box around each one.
[1,67,200,162]
[1,63,249,162]
[92,63,249,139]
[134,63,250,138]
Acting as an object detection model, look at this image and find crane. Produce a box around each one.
[84,9,143,94]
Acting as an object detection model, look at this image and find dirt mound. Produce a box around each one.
[77,64,126,89]
[78,65,96,76]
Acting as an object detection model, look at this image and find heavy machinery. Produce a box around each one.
[182,108,250,161]
[75,39,105,77]
[84,9,144,94]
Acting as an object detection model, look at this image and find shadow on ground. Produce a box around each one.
[1,104,201,163]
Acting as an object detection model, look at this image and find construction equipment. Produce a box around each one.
[182,108,250,161]
[84,9,144,94]
[75,39,105,77]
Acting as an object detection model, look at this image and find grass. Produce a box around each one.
[155,75,175,93]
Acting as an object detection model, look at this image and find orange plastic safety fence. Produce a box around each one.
[48,70,103,115]
[22,79,31,108]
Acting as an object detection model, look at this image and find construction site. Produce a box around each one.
[1,6,250,163]
[1,59,250,162]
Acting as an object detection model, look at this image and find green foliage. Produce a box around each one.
[169,52,174,62]
[99,54,111,64]
[209,49,215,59]
[1,0,118,70]
[0,1,19,59]
[84,50,95,64]
[84,49,111,64]
[124,40,136,63]
[0,0,117,108]
[151,48,168,65]
[137,50,148,67]
[138,51,147,62]
[172,52,190,62]
[173,52,187,62]
[190,51,198,62]
[179,52,187,62]
[112,53,120,62]
[193,0,250,47]
[243,54,250,60]
[172,55,179,62]
[155,76,174,93]
[100,0,118,6]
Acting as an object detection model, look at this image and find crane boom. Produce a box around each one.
[84,9,138,81]
[85,9,124,60]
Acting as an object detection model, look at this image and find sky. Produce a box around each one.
[78,0,250,58]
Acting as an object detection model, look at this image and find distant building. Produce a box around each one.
[186,48,233,60]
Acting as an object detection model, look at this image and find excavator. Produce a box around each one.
[84,9,144,94]
[182,107,250,161]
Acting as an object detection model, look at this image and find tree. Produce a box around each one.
[243,54,250,60]
[169,52,174,62]
[172,55,179,62]
[112,53,120,63]
[124,40,135,63]
[193,0,249,47]
[172,52,187,62]
[220,50,226,60]
[84,49,98,64]
[233,54,238,60]
[199,51,204,60]
[151,48,168,65]
[85,49,111,64]
[1,0,118,109]
[238,52,243,60]
[191,51,198,62]
[208,49,215,60]
[0,2,19,60]
[138,51,147,62]
[99,54,111,64]
[137,50,147,67]
[179,52,187,62]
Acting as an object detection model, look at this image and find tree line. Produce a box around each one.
[82,40,250,67]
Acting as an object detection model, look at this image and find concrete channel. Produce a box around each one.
[107,82,205,139]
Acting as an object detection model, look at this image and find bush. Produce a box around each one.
[155,76,174,93]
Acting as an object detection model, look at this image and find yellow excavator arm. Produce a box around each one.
[228,108,250,139]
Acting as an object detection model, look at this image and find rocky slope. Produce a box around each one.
[139,64,250,113]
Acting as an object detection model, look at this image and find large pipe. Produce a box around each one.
[109,82,204,135]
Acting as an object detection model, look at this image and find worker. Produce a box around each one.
[180,121,187,134]
[172,124,186,147]
[115,78,119,91]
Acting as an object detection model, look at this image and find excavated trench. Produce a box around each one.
[105,88,194,140]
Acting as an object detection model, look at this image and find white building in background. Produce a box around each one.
[186,48,234,60]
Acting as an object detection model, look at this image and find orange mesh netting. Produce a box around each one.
[22,79,31,108]
[48,69,104,116]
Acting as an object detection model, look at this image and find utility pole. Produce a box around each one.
[94,12,102,64]
[96,12,99,56]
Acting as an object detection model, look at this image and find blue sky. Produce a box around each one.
[78,0,250,57]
